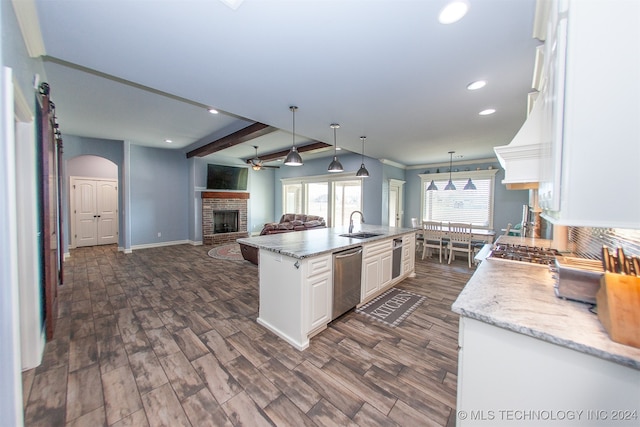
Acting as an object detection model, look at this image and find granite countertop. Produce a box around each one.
[452,259,640,370]
[236,224,415,259]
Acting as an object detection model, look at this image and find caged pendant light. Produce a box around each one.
[444,151,457,191]
[327,123,344,172]
[284,106,303,166]
[355,136,370,177]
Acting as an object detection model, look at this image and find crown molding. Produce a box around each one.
[11,0,46,57]
[407,157,497,170]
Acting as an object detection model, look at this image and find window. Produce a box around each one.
[420,169,498,228]
[282,172,363,226]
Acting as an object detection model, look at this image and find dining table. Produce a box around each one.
[414,224,496,244]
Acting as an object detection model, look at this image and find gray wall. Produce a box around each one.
[130,144,189,246]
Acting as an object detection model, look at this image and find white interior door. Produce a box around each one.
[96,181,118,245]
[388,179,405,227]
[72,178,118,247]
[389,187,398,227]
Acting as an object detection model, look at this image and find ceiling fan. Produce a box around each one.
[248,146,280,171]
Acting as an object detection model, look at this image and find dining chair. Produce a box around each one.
[421,221,446,263]
[447,222,474,268]
[411,218,424,251]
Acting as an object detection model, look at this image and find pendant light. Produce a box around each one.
[327,123,343,172]
[444,151,457,190]
[426,180,438,191]
[355,136,370,177]
[463,178,476,190]
[284,106,303,166]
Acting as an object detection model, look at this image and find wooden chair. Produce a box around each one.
[411,218,424,252]
[447,222,474,268]
[421,221,446,263]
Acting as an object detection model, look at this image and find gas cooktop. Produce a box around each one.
[488,243,561,266]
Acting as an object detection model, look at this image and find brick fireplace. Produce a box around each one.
[201,192,249,245]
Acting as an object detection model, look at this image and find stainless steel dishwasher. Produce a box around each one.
[392,238,403,279]
[332,246,363,320]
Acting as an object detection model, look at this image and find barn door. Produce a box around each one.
[72,177,118,247]
[37,82,63,340]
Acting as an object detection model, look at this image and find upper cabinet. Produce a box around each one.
[538,0,640,228]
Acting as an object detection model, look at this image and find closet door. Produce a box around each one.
[73,178,118,247]
[74,179,98,247]
[96,180,118,245]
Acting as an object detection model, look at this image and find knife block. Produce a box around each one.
[596,273,640,348]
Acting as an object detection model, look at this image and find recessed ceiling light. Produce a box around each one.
[439,0,470,24]
[467,80,487,90]
[479,109,496,116]
[165,139,173,143]
[208,108,219,114]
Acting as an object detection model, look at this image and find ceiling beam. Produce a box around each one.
[244,141,331,164]
[186,122,276,158]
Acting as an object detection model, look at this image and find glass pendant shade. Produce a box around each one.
[464,178,476,190]
[426,180,438,191]
[327,124,343,172]
[284,106,303,166]
[355,136,369,177]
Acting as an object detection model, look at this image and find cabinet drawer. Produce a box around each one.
[306,254,331,277]
[363,239,393,258]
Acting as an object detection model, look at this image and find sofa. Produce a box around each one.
[239,214,326,265]
[259,213,326,235]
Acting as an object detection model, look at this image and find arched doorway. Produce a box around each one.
[67,155,119,248]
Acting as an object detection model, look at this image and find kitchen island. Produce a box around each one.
[452,250,640,426]
[237,225,416,350]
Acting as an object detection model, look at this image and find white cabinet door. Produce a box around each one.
[304,254,332,333]
[380,252,393,289]
[307,272,331,332]
[540,0,640,228]
[362,256,381,300]
[361,239,394,302]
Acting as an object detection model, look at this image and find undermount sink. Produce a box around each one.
[340,232,382,239]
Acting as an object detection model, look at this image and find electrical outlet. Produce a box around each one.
[157,232,161,237]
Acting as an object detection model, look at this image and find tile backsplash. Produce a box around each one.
[568,227,640,260]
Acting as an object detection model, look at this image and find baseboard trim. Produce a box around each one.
[130,240,191,251]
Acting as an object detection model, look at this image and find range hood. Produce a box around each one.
[494,94,545,189]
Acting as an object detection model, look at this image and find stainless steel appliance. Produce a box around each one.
[488,243,560,266]
[552,257,603,304]
[392,238,403,279]
[332,246,363,320]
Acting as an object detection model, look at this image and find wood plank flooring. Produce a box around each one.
[22,244,473,427]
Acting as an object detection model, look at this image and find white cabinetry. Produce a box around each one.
[362,239,393,302]
[257,250,332,350]
[303,255,332,333]
[457,317,640,426]
[402,233,415,275]
[539,0,640,228]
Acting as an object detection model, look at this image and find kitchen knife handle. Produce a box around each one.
[602,246,611,272]
[617,247,628,274]
[631,255,640,277]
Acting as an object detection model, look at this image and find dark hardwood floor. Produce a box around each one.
[22,243,473,426]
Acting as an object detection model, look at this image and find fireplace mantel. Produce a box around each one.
[201,191,249,200]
